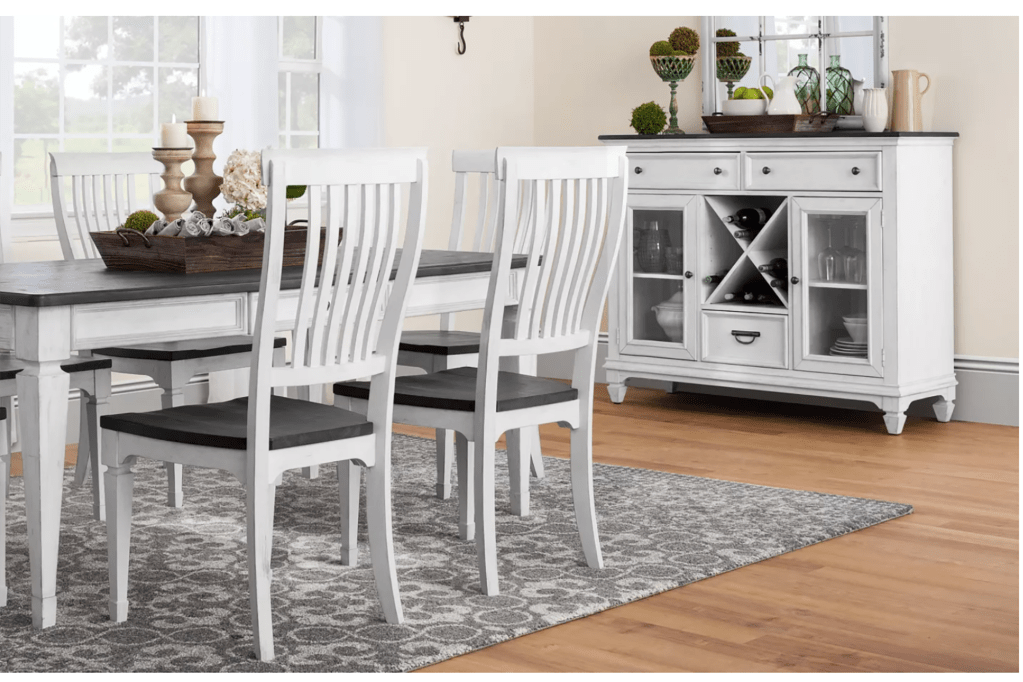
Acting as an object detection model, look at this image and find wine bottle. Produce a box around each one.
[724,207,771,229]
[733,229,756,240]
[702,273,725,284]
[743,291,755,302]
[770,279,787,289]
[758,258,788,276]
[756,293,772,303]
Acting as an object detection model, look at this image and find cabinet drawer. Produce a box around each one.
[701,310,789,369]
[744,152,882,192]
[629,153,740,190]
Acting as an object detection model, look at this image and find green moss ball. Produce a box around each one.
[762,85,774,99]
[733,86,748,99]
[123,210,160,232]
[740,89,763,100]
[668,26,700,56]
[649,40,674,57]
[716,28,740,58]
[630,101,667,136]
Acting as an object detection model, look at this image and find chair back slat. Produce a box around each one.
[483,146,628,359]
[50,152,162,261]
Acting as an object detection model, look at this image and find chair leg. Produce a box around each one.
[104,432,134,623]
[82,385,110,522]
[74,398,91,487]
[454,432,474,541]
[338,461,360,566]
[506,429,529,517]
[569,419,603,570]
[435,429,454,499]
[0,415,8,607]
[0,396,11,504]
[247,479,277,662]
[159,388,186,508]
[528,426,545,480]
[364,456,403,624]
[474,437,500,596]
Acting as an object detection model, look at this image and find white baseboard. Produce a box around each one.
[539,334,1019,428]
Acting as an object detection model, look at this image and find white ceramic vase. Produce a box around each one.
[862,88,888,133]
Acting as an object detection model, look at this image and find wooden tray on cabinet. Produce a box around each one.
[702,112,839,134]
[90,223,332,274]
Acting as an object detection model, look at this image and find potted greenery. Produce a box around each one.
[648,26,699,134]
[630,101,668,135]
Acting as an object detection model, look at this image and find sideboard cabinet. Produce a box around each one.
[598,133,958,434]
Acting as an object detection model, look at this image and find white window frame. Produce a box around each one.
[5,16,203,219]
[277,16,322,150]
[701,16,888,117]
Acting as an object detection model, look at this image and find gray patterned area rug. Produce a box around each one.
[1,434,911,672]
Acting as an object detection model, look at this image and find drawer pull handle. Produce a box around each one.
[713,167,723,175]
[851,166,861,175]
[684,271,693,279]
[731,330,761,345]
[634,166,644,175]
[762,166,771,175]
[790,276,800,285]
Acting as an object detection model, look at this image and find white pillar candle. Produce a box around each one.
[191,96,219,121]
[160,114,189,148]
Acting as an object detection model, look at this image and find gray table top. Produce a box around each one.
[0,250,512,307]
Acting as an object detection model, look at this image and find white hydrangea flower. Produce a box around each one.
[221,149,267,211]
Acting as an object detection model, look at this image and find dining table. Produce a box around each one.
[0,249,528,629]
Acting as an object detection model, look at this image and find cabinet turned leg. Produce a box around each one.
[607,383,627,404]
[933,388,956,423]
[881,397,913,435]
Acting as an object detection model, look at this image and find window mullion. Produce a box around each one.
[58,16,66,152]
[106,16,113,151]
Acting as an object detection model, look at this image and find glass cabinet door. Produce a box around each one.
[620,194,697,361]
[790,197,883,377]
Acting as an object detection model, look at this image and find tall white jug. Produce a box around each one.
[760,74,802,115]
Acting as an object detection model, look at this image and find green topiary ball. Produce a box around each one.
[715,28,740,58]
[649,40,674,57]
[286,185,306,200]
[668,26,700,56]
[630,101,667,135]
[733,86,748,99]
[762,85,773,99]
[122,209,160,232]
[740,88,763,100]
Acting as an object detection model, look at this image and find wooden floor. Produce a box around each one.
[401,386,1019,673]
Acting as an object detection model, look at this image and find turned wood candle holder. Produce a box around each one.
[184,120,224,218]
[151,147,194,222]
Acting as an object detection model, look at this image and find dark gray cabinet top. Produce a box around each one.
[0,250,512,307]
[599,132,960,140]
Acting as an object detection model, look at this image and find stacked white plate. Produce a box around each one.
[829,336,868,357]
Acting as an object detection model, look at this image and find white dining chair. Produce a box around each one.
[335,145,629,595]
[0,153,114,524]
[49,151,286,510]
[398,150,545,501]
[99,147,428,662]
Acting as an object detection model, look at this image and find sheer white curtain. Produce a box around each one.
[206,15,383,401]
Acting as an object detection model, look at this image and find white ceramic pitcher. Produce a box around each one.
[760,74,802,115]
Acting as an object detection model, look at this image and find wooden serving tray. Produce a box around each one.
[702,112,839,134]
[90,224,330,274]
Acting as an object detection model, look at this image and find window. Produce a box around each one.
[278,16,321,150]
[700,16,888,116]
[9,16,200,214]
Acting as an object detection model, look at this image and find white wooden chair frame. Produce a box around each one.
[50,152,286,509]
[101,147,428,662]
[397,150,545,502]
[342,146,629,595]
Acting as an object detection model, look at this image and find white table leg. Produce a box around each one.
[14,306,72,629]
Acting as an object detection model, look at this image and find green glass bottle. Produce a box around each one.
[826,55,853,115]
[788,54,821,114]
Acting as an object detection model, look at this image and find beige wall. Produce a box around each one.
[530,15,1019,359]
[888,16,1018,358]
[381,17,535,330]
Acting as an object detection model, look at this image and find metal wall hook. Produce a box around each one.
[454,16,470,55]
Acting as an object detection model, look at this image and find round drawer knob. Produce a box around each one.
[762,166,771,175]
[684,271,693,279]
[634,167,644,175]
[851,166,861,175]
[713,167,723,175]
[790,276,800,285]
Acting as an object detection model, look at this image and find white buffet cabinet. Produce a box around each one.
[598,132,958,434]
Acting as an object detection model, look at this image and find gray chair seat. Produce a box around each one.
[335,366,578,413]
[101,394,373,451]
[399,330,481,356]
[92,336,286,362]
[0,354,113,381]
